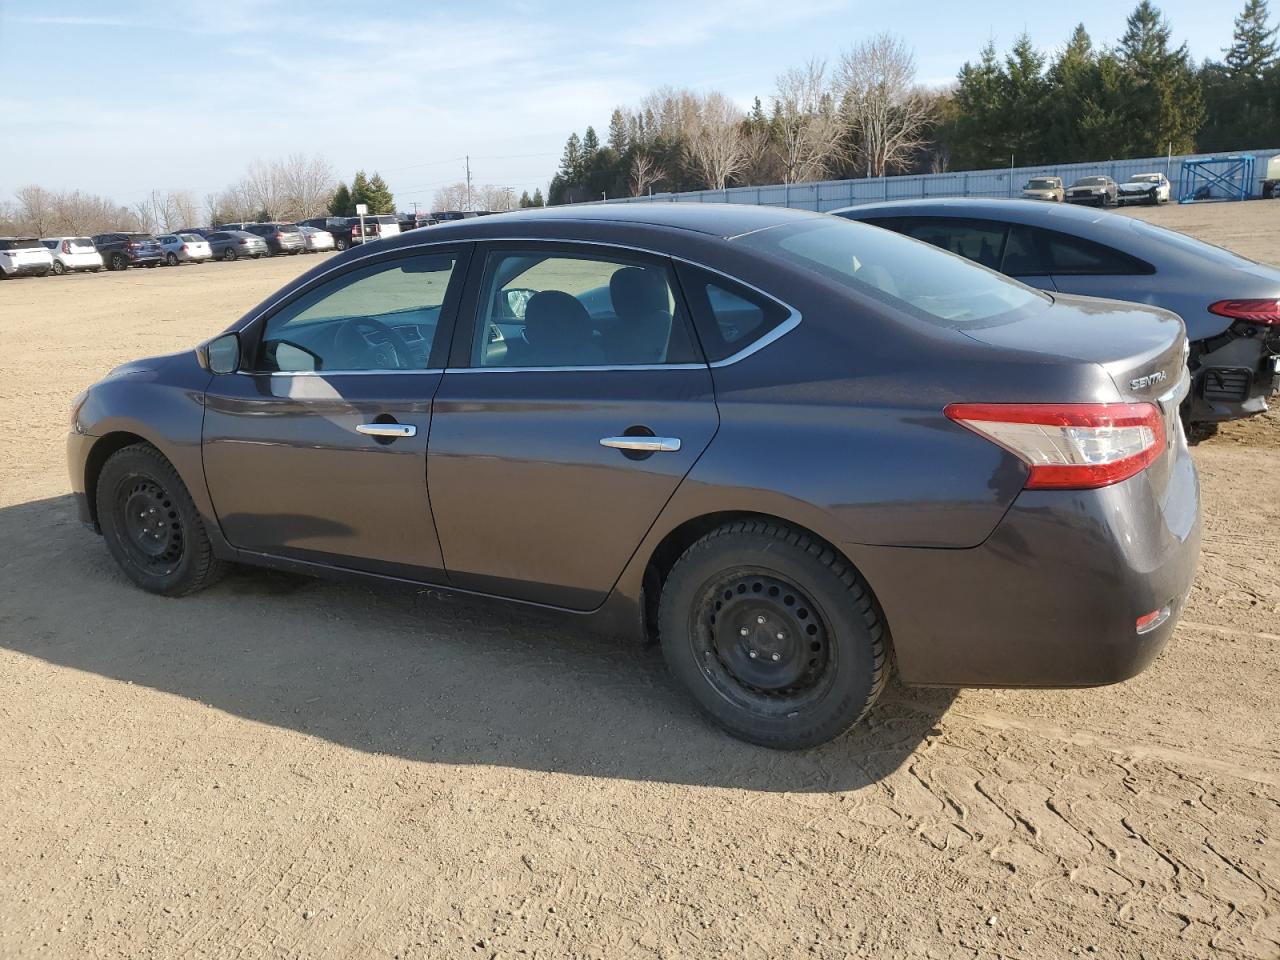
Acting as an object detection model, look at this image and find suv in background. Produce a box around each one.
[0,237,54,278]
[1021,177,1064,202]
[1065,176,1118,207]
[91,232,164,270]
[299,216,359,251]
[351,214,400,245]
[240,222,305,255]
[40,237,103,275]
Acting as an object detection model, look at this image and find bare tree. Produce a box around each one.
[166,190,199,230]
[429,182,515,212]
[770,59,842,183]
[683,92,747,190]
[836,33,936,178]
[15,185,55,237]
[276,153,336,219]
[431,182,471,211]
[628,151,667,196]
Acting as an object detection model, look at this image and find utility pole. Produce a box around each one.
[465,155,472,211]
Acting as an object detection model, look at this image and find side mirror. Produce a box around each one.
[505,287,536,320]
[204,333,240,374]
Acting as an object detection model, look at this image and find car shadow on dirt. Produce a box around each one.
[1,495,956,793]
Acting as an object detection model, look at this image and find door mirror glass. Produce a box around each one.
[206,333,240,374]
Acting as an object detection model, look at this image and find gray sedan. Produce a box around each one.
[66,204,1199,748]
[204,230,270,261]
[833,198,1280,425]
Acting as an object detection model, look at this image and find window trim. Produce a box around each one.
[235,244,473,376]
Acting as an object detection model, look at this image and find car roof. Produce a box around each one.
[376,202,827,250]
[832,196,1123,227]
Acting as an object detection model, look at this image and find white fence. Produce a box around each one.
[603,149,1280,211]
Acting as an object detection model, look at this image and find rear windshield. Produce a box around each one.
[124,233,155,241]
[372,216,398,224]
[178,233,203,242]
[276,224,300,233]
[71,237,94,247]
[0,238,43,250]
[1122,216,1256,266]
[735,219,1048,328]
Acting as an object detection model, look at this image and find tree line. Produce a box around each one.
[549,0,1280,202]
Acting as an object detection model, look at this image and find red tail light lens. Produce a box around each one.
[180,244,188,251]
[1209,299,1280,325]
[944,402,1163,490]
[238,239,248,245]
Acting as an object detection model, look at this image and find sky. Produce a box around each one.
[0,0,1240,211]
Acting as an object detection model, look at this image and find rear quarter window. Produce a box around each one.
[1038,229,1154,276]
[676,265,792,362]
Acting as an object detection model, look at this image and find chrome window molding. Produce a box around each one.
[249,368,445,377]
[233,235,804,372]
[444,363,705,375]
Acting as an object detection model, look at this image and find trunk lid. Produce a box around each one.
[960,292,1189,493]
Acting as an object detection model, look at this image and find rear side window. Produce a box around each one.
[209,232,228,241]
[1039,230,1153,276]
[1001,226,1049,276]
[894,218,1007,271]
[677,265,790,362]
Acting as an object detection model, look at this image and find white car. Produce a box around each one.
[40,236,104,275]
[1117,172,1171,206]
[157,233,213,265]
[0,237,54,278]
[297,224,336,252]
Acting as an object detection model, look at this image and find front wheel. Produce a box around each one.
[658,520,889,749]
[223,247,237,261]
[110,253,127,271]
[96,443,226,596]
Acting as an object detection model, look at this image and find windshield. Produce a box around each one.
[736,219,1048,327]
[1027,179,1058,189]
[1073,177,1107,186]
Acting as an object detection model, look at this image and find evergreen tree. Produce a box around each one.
[947,42,1007,169]
[531,188,545,207]
[1001,34,1051,165]
[582,126,601,160]
[363,172,395,214]
[1225,0,1277,79]
[328,182,351,217]
[349,170,372,211]
[1115,1,1204,155]
[607,109,628,154]
[518,190,533,208]
[558,133,583,182]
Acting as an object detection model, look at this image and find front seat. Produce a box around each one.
[608,267,673,363]
[517,290,603,367]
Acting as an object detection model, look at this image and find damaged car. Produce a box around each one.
[832,198,1280,427]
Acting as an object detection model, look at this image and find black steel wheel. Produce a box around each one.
[97,444,225,596]
[659,520,889,749]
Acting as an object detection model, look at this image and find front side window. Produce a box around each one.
[257,253,458,373]
[471,249,699,368]
[738,219,1047,327]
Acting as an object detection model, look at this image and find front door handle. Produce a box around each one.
[600,436,681,452]
[356,423,416,438]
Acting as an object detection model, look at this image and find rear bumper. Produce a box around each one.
[1189,336,1280,423]
[3,260,51,276]
[854,446,1201,688]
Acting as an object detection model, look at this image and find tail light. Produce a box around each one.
[181,244,188,252]
[1209,299,1280,325]
[238,239,248,245]
[61,240,71,254]
[944,402,1163,490]
[128,242,140,249]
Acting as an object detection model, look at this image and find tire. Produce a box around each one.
[335,237,348,251]
[166,252,179,266]
[96,443,226,597]
[110,252,127,271]
[51,259,66,276]
[223,247,237,262]
[658,520,889,749]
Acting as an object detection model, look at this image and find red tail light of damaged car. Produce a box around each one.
[945,402,1163,490]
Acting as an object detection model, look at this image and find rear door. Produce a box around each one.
[426,241,719,609]
[201,245,470,579]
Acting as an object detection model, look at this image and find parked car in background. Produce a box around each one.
[299,217,359,251]
[90,232,164,271]
[240,222,305,256]
[296,225,335,253]
[69,204,1201,749]
[1065,176,1118,206]
[0,237,54,278]
[157,233,213,265]
[431,210,477,222]
[833,197,1280,426]
[398,215,437,232]
[1117,172,1172,206]
[1021,177,1064,202]
[204,230,269,261]
[40,237,103,275]
[352,214,401,244]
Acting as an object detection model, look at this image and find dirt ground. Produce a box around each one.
[1,206,1277,960]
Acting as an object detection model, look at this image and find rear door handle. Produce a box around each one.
[356,423,416,438]
[600,436,681,452]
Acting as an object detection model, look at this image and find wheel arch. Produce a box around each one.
[638,510,886,646]
[82,431,153,529]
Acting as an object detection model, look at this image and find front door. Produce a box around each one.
[427,242,719,610]
[202,247,469,579]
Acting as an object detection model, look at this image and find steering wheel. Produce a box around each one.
[333,316,417,370]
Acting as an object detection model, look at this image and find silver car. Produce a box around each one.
[296,224,336,253]
[831,197,1280,426]
[1021,177,1064,202]
[157,233,213,266]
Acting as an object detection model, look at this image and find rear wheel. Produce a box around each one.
[166,252,179,266]
[96,444,226,596]
[51,260,67,276]
[658,520,889,749]
[335,237,348,251]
